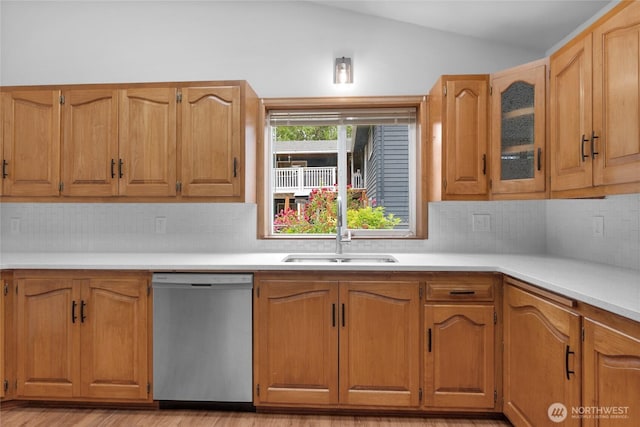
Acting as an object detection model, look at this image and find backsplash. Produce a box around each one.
[546,193,640,271]
[1,195,638,271]
[0,200,546,255]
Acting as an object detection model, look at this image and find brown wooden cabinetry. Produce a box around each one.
[254,278,339,406]
[118,88,177,197]
[423,274,499,410]
[0,271,13,401]
[550,2,640,196]
[339,281,420,407]
[180,86,242,198]
[61,89,119,197]
[253,273,421,409]
[15,270,150,402]
[1,90,61,196]
[1,80,257,201]
[490,60,547,198]
[428,75,490,200]
[503,278,581,426]
[583,318,640,427]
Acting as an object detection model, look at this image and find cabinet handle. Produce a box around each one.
[482,154,487,175]
[332,303,336,327]
[118,159,124,178]
[1,160,7,179]
[72,300,77,323]
[537,148,542,171]
[565,345,575,380]
[428,328,432,352]
[80,300,87,323]
[581,134,589,161]
[449,290,475,295]
[233,157,238,178]
[110,159,116,178]
[591,131,600,158]
[341,303,345,327]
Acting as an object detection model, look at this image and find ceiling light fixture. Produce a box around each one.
[334,57,353,84]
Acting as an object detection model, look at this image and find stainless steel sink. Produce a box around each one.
[282,253,398,263]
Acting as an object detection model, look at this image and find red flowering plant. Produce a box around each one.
[274,187,400,234]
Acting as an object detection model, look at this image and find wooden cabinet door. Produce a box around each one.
[550,34,594,192]
[61,89,119,196]
[444,77,489,197]
[16,277,81,398]
[1,90,61,196]
[181,86,242,197]
[583,318,640,427]
[504,285,581,427]
[491,62,546,195]
[118,88,177,197]
[1,272,15,401]
[592,3,640,187]
[339,281,420,407]
[80,276,149,400]
[255,279,339,406]
[0,274,5,399]
[425,304,495,409]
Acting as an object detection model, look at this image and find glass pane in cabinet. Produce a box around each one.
[501,81,534,181]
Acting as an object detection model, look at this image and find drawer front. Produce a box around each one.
[426,276,495,301]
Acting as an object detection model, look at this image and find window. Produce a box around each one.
[259,98,427,239]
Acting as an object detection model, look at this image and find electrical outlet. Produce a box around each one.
[472,214,491,232]
[592,216,604,238]
[10,218,20,234]
[155,217,167,234]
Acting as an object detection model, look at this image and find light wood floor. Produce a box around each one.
[0,407,512,427]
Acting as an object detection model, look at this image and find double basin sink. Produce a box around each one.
[282,253,398,264]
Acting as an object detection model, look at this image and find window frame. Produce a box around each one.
[257,96,428,240]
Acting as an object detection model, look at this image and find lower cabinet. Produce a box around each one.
[423,274,499,410]
[583,318,640,427]
[503,278,581,427]
[253,272,421,408]
[1,271,14,401]
[254,271,500,413]
[15,270,151,402]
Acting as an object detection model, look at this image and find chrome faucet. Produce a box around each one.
[336,196,351,254]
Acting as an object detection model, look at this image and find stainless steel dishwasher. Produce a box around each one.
[152,273,253,403]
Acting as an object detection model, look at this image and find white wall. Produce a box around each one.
[0,1,541,97]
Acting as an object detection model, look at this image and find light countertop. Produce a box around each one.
[1,252,639,323]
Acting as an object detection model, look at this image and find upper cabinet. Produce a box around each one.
[550,2,640,197]
[180,86,242,198]
[1,90,61,196]
[61,89,119,197]
[118,87,177,197]
[490,60,547,198]
[0,81,258,202]
[429,75,490,200]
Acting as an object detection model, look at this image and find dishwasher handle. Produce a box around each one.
[152,282,253,291]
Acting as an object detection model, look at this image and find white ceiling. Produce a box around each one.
[311,0,613,52]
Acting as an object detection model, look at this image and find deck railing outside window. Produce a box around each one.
[273,166,374,193]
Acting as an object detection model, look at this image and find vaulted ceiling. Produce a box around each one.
[311,1,613,52]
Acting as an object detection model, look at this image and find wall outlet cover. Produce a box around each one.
[592,216,604,238]
[472,213,491,232]
[155,217,167,234]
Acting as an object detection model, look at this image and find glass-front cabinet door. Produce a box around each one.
[490,61,546,196]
